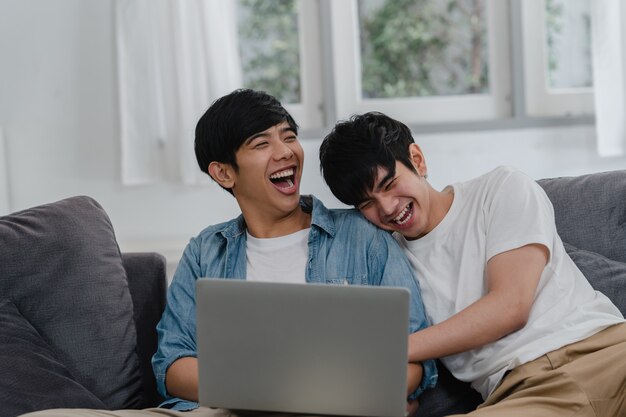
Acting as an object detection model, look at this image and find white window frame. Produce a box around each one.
[327,0,511,124]
[521,0,594,117]
[254,0,324,130]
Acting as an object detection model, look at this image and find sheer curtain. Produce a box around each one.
[591,0,626,157]
[116,0,242,184]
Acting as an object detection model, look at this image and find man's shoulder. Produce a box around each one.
[192,216,244,245]
[325,207,396,245]
[325,206,376,229]
[461,166,535,196]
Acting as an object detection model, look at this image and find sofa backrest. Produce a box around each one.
[122,252,167,407]
[538,170,626,264]
[539,170,626,317]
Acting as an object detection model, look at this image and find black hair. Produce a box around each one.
[319,112,417,206]
[194,89,298,193]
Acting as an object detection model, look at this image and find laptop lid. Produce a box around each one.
[196,279,409,417]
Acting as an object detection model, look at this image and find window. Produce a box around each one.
[522,0,593,117]
[235,0,323,129]
[330,0,511,124]
[230,0,598,127]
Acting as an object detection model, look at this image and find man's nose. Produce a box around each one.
[273,142,294,160]
[378,197,397,217]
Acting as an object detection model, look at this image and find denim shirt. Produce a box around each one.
[152,195,437,411]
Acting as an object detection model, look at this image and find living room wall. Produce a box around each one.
[1,0,625,277]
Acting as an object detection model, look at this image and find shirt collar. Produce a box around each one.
[220,194,336,239]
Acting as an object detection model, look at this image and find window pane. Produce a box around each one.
[358,0,489,99]
[237,0,301,103]
[545,0,592,89]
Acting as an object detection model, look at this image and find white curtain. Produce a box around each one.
[591,0,626,156]
[116,0,243,185]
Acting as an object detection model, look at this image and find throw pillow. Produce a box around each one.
[0,298,106,417]
[564,242,626,316]
[0,196,143,409]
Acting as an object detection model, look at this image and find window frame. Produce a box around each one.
[326,0,512,125]
[521,0,594,118]
[281,0,325,130]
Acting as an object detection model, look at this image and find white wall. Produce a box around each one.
[1,0,625,277]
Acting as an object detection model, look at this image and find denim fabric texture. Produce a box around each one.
[152,195,437,411]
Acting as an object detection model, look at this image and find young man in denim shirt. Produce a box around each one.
[19,94,433,417]
[149,90,436,415]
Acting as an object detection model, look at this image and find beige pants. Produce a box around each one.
[452,322,626,417]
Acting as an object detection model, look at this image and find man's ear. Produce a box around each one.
[408,143,427,177]
[208,161,236,189]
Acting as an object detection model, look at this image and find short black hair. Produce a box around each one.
[319,112,417,206]
[195,89,298,192]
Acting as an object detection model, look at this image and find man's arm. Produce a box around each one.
[408,243,549,362]
[152,239,203,402]
[406,363,423,395]
[406,363,423,416]
[166,357,199,402]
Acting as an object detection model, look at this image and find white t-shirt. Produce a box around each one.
[396,166,624,400]
[246,228,310,284]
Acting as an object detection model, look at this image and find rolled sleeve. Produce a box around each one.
[152,239,202,400]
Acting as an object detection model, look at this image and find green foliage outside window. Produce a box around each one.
[237,0,491,102]
[358,0,489,98]
[237,0,301,104]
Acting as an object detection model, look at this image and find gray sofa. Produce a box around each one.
[0,196,167,417]
[1,169,625,417]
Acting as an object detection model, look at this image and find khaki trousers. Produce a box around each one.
[452,322,626,417]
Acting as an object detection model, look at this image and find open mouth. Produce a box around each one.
[269,167,297,193]
[392,202,413,226]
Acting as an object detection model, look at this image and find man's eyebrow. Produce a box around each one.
[244,131,269,145]
[243,125,296,145]
[375,171,395,192]
[280,126,297,135]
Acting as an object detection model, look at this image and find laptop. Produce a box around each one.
[196,279,410,417]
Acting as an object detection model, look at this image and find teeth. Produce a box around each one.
[270,168,294,179]
[393,204,412,225]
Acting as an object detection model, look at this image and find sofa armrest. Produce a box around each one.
[122,252,167,407]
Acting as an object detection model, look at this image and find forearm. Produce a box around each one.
[409,244,548,363]
[406,362,423,395]
[408,292,527,362]
[165,357,199,402]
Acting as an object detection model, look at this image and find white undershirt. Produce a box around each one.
[245,228,310,284]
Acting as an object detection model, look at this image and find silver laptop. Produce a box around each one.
[196,279,410,417]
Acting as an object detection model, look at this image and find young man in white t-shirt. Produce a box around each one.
[319,111,626,416]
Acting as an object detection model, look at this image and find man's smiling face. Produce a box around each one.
[230,121,304,217]
[357,161,433,240]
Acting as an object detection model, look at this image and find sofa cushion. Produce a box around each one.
[0,196,143,409]
[538,171,626,264]
[564,242,626,316]
[0,299,107,417]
